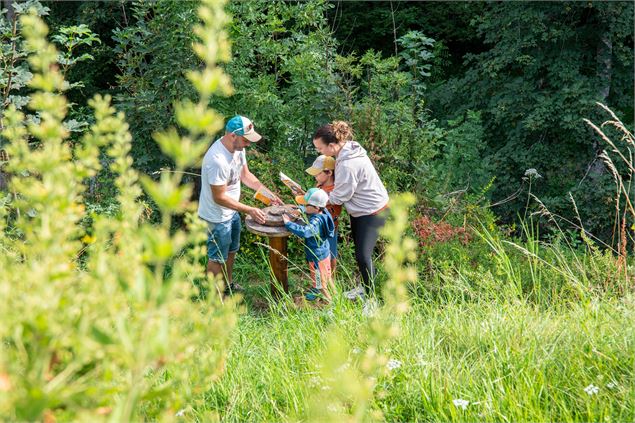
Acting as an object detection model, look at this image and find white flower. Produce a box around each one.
[327,404,339,413]
[606,381,617,389]
[386,359,402,370]
[362,299,378,317]
[453,399,469,410]
[415,352,430,366]
[584,384,599,395]
[524,168,542,179]
[175,408,186,417]
[352,347,361,354]
[336,362,350,372]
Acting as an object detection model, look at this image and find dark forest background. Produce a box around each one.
[2,0,634,242]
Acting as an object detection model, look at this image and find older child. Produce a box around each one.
[283,188,335,301]
[302,155,341,272]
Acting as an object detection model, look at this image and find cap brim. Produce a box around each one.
[295,195,307,205]
[305,166,321,176]
[244,131,261,142]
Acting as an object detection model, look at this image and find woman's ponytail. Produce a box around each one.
[313,120,353,145]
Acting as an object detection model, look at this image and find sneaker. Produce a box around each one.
[224,282,244,295]
[304,287,322,301]
[344,285,365,300]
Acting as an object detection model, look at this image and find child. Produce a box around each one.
[283,188,335,301]
[303,155,341,272]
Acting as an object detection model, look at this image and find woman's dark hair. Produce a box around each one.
[313,120,353,145]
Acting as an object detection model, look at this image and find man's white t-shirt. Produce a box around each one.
[198,138,247,223]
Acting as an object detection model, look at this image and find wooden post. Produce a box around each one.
[269,236,288,298]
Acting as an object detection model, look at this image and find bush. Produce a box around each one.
[0,2,238,420]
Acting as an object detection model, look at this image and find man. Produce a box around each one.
[198,115,281,293]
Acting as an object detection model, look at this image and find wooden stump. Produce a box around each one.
[269,236,288,299]
[245,210,295,299]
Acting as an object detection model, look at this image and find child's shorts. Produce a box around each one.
[308,257,332,290]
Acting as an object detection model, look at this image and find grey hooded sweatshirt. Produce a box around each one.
[329,141,389,217]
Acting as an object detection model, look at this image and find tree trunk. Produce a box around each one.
[4,0,14,22]
[0,150,8,192]
[588,13,614,177]
[596,30,613,105]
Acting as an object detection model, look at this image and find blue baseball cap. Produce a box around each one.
[225,115,261,142]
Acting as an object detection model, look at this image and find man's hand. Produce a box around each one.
[248,207,267,224]
[282,213,291,224]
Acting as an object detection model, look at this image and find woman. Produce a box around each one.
[312,121,389,300]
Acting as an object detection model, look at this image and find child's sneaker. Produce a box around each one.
[305,287,322,301]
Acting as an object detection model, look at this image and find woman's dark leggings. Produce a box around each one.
[350,213,386,293]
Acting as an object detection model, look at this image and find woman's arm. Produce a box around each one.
[328,164,357,205]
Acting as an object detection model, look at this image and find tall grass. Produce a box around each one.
[194,297,634,422]
[192,104,635,422]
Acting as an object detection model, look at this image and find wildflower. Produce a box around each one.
[606,381,617,389]
[584,384,599,395]
[524,168,542,179]
[336,362,350,372]
[386,359,402,370]
[175,409,186,417]
[352,347,361,354]
[362,299,378,317]
[453,398,469,410]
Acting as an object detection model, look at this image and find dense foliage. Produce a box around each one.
[54,0,632,243]
[1,0,634,421]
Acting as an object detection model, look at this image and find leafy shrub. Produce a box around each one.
[0,2,238,420]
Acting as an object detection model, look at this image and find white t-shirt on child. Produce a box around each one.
[198,138,247,223]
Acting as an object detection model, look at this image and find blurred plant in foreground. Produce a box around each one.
[303,193,418,422]
[0,1,237,421]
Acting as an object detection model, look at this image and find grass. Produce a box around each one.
[183,226,635,422]
[195,294,634,422]
[164,177,635,422]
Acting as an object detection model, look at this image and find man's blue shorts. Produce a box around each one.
[206,212,241,263]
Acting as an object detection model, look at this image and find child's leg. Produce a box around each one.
[308,261,322,290]
[315,257,333,300]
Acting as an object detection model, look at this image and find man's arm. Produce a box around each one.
[211,183,266,224]
[241,162,282,205]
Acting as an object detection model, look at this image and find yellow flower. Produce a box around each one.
[81,234,96,244]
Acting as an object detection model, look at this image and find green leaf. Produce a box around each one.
[153,127,210,168]
[91,325,115,345]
